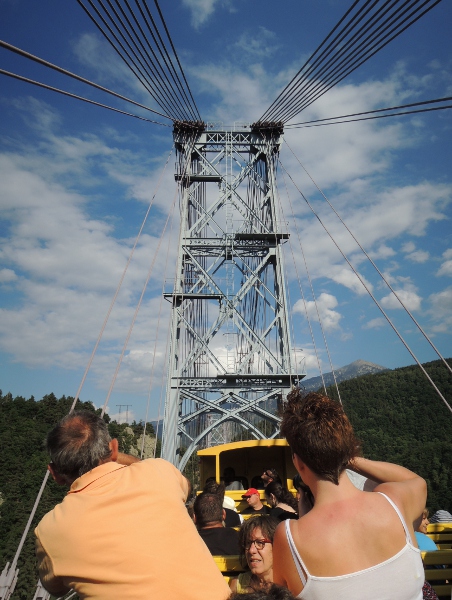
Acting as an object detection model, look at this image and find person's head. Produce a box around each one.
[417,508,430,534]
[203,479,226,499]
[281,390,360,485]
[46,410,115,485]
[193,493,224,528]
[292,474,314,509]
[242,488,263,509]
[261,468,282,487]
[230,583,297,599]
[238,516,279,579]
[264,481,298,513]
[223,466,236,484]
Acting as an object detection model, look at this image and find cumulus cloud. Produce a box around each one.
[363,317,387,329]
[380,287,422,311]
[293,293,342,331]
[0,269,17,283]
[437,249,452,277]
[428,287,452,333]
[181,0,222,27]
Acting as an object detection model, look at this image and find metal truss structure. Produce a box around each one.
[161,123,305,469]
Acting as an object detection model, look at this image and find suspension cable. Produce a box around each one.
[285,140,452,377]
[285,96,452,127]
[259,0,443,124]
[0,69,170,126]
[77,0,184,120]
[69,147,174,414]
[280,168,341,401]
[278,158,452,414]
[0,40,171,121]
[140,196,177,457]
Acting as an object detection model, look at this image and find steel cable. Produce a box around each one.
[106,0,189,119]
[0,39,171,120]
[259,0,443,124]
[285,96,452,127]
[134,0,199,120]
[78,0,185,120]
[280,0,442,123]
[0,69,170,126]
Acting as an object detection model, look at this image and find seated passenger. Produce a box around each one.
[273,390,426,600]
[35,411,230,600]
[241,488,270,515]
[194,492,240,555]
[229,515,279,593]
[224,467,245,491]
[261,468,282,488]
[265,482,298,521]
[429,509,452,523]
[203,479,242,527]
[415,508,438,551]
[251,475,265,490]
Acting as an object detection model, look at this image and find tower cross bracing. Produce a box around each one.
[161,123,305,469]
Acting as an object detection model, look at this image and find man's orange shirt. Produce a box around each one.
[35,458,230,599]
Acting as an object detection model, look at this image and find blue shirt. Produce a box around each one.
[415,531,438,551]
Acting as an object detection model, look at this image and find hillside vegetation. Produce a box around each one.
[0,358,451,598]
[327,358,452,512]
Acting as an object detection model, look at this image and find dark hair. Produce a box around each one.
[46,411,112,483]
[292,474,314,508]
[265,481,298,513]
[203,479,226,499]
[281,390,360,485]
[238,515,279,567]
[263,468,282,485]
[230,584,297,600]
[193,493,223,528]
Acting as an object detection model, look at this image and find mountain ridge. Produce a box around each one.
[301,359,388,392]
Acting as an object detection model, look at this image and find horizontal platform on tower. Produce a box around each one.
[163,292,223,304]
[184,234,289,248]
[174,174,222,182]
[169,374,305,389]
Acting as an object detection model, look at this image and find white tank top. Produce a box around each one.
[284,492,424,600]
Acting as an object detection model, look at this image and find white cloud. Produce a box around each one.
[363,317,387,329]
[380,287,422,311]
[235,27,280,58]
[181,0,222,27]
[0,269,17,283]
[402,241,416,253]
[428,287,452,333]
[437,249,452,277]
[406,249,430,263]
[293,293,342,331]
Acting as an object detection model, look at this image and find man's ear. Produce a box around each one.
[109,438,119,462]
[48,463,68,486]
[222,509,226,522]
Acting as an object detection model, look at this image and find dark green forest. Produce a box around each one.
[0,358,451,598]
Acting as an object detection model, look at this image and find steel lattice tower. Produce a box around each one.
[161,122,305,469]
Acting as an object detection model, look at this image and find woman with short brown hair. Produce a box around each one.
[273,390,426,600]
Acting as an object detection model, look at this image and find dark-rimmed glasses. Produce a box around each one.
[245,538,272,551]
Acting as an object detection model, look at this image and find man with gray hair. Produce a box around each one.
[35,410,230,600]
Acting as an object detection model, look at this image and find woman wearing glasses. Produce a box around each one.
[273,390,426,600]
[229,516,280,594]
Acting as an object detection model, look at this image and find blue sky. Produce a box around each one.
[0,0,451,423]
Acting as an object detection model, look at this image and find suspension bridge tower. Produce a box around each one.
[161,121,305,469]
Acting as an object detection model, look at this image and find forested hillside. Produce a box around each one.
[327,358,452,513]
[0,392,156,599]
